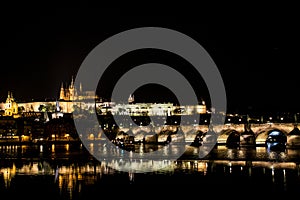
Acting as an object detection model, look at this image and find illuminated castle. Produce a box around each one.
[1,75,207,116]
[59,76,97,101]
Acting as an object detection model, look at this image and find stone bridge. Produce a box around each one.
[118,123,300,146]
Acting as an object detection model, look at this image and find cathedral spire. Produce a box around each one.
[59,82,65,100]
[70,76,74,89]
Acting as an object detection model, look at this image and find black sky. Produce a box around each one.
[0,7,299,113]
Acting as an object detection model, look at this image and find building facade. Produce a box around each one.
[1,77,208,117]
[59,76,97,101]
[4,91,18,116]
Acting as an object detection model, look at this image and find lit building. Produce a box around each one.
[59,76,76,101]
[4,91,18,117]
[59,76,97,101]
[100,100,207,116]
[51,100,64,119]
[0,76,208,117]
[128,94,135,104]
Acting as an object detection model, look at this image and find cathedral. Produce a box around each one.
[59,76,97,101]
[59,76,77,101]
[1,75,207,117]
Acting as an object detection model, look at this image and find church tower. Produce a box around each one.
[128,94,135,104]
[69,76,75,101]
[4,91,18,116]
[59,82,65,100]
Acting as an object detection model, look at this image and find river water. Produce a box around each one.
[1,142,300,199]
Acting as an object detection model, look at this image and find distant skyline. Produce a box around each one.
[1,7,299,113]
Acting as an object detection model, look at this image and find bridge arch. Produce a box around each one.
[184,129,201,143]
[265,129,287,151]
[217,129,240,148]
[287,125,300,147]
[256,128,288,146]
[190,130,205,147]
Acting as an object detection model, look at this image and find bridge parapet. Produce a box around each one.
[248,123,294,135]
[117,123,296,146]
[119,123,295,136]
[209,123,295,135]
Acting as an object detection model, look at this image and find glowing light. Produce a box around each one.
[269,131,281,136]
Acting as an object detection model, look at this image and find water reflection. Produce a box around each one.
[1,143,300,198]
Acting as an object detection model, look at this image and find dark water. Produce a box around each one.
[1,143,300,199]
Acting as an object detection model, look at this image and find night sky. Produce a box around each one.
[0,7,299,113]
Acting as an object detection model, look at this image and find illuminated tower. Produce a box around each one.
[128,94,135,104]
[59,82,65,100]
[4,91,18,116]
[69,76,75,101]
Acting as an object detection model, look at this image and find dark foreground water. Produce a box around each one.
[1,142,300,199]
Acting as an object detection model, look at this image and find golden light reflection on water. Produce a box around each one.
[1,157,300,199]
[2,143,300,198]
[52,144,55,152]
[256,146,267,153]
[65,144,69,152]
